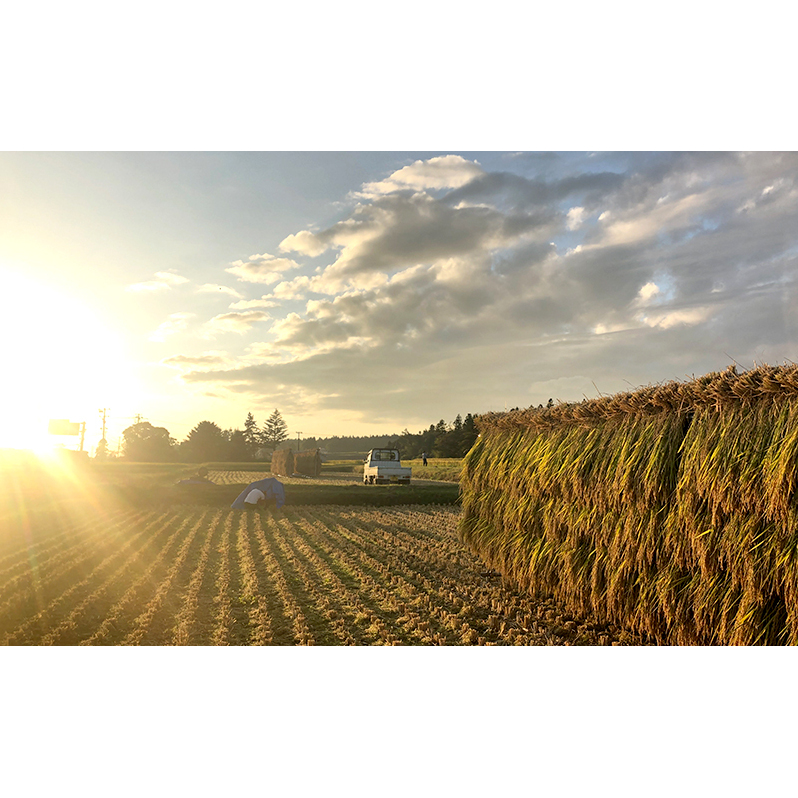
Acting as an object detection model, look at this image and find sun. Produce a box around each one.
[0,265,136,453]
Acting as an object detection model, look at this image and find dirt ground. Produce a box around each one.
[0,494,645,645]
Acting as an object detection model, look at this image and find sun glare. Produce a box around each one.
[0,265,136,453]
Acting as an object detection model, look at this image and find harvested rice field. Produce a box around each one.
[1,500,643,646]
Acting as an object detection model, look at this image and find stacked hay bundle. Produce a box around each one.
[294,448,322,477]
[271,448,294,477]
[459,364,798,645]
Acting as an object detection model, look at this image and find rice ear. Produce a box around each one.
[460,364,798,645]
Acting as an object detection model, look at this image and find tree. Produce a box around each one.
[461,413,478,453]
[260,408,289,452]
[225,428,250,462]
[94,438,109,460]
[243,412,260,458]
[180,421,228,462]
[122,422,175,462]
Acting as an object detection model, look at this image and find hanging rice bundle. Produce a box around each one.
[459,364,798,645]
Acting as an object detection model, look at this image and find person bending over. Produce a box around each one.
[243,488,276,510]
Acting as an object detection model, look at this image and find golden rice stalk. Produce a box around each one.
[460,363,798,645]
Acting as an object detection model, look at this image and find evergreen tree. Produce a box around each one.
[180,421,228,462]
[243,412,260,458]
[224,429,251,463]
[260,409,289,452]
[461,413,479,453]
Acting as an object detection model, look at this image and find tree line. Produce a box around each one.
[118,409,289,462]
[116,409,481,462]
[301,414,479,460]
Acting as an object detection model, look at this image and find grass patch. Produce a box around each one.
[321,461,358,474]
[115,481,460,509]
[403,458,463,482]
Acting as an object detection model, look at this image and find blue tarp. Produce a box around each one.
[231,477,286,509]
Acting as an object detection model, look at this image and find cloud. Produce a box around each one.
[636,282,661,304]
[161,351,230,370]
[359,154,485,196]
[202,310,271,336]
[229,297,282,310]
[225,253,301,284]
[443,169,627,213]
[272,275,321,300]
[126,271,189,292]
[244,342,285,361]
[588,191,715,248]
[149,312,194,342]
[280,191,554,298]
[639,306,714,329]
[278,230,327,257]
[566,206,586,230]
[178,152,798,425]
[197,284,244,298]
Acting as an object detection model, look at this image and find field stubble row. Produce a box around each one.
[1,502,643,645]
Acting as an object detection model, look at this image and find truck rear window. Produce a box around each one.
[371,451,398,461]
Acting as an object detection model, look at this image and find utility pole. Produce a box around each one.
[296,431,302,452]
[99,408,108,440]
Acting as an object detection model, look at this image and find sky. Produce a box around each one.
[1,150,798,453]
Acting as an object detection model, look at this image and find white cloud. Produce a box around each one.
[149,312,194,342]
[359,155,484,196]
[272,275,318,300]
[566,206,586,231]
[636,282,661,304]
[225,253,301,284]
[126,271,189,292]
[244,342,285,361]
[591,191,713,248]
[229,297,281,310]
[202,310,271,336]
[197,284,244,298]
[278,230,327,256]
[638,307,713,329]
[593,322,635,335]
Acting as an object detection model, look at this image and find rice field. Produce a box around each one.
[0,499,642,646]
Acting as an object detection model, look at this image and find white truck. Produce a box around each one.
[363,449,411,485]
